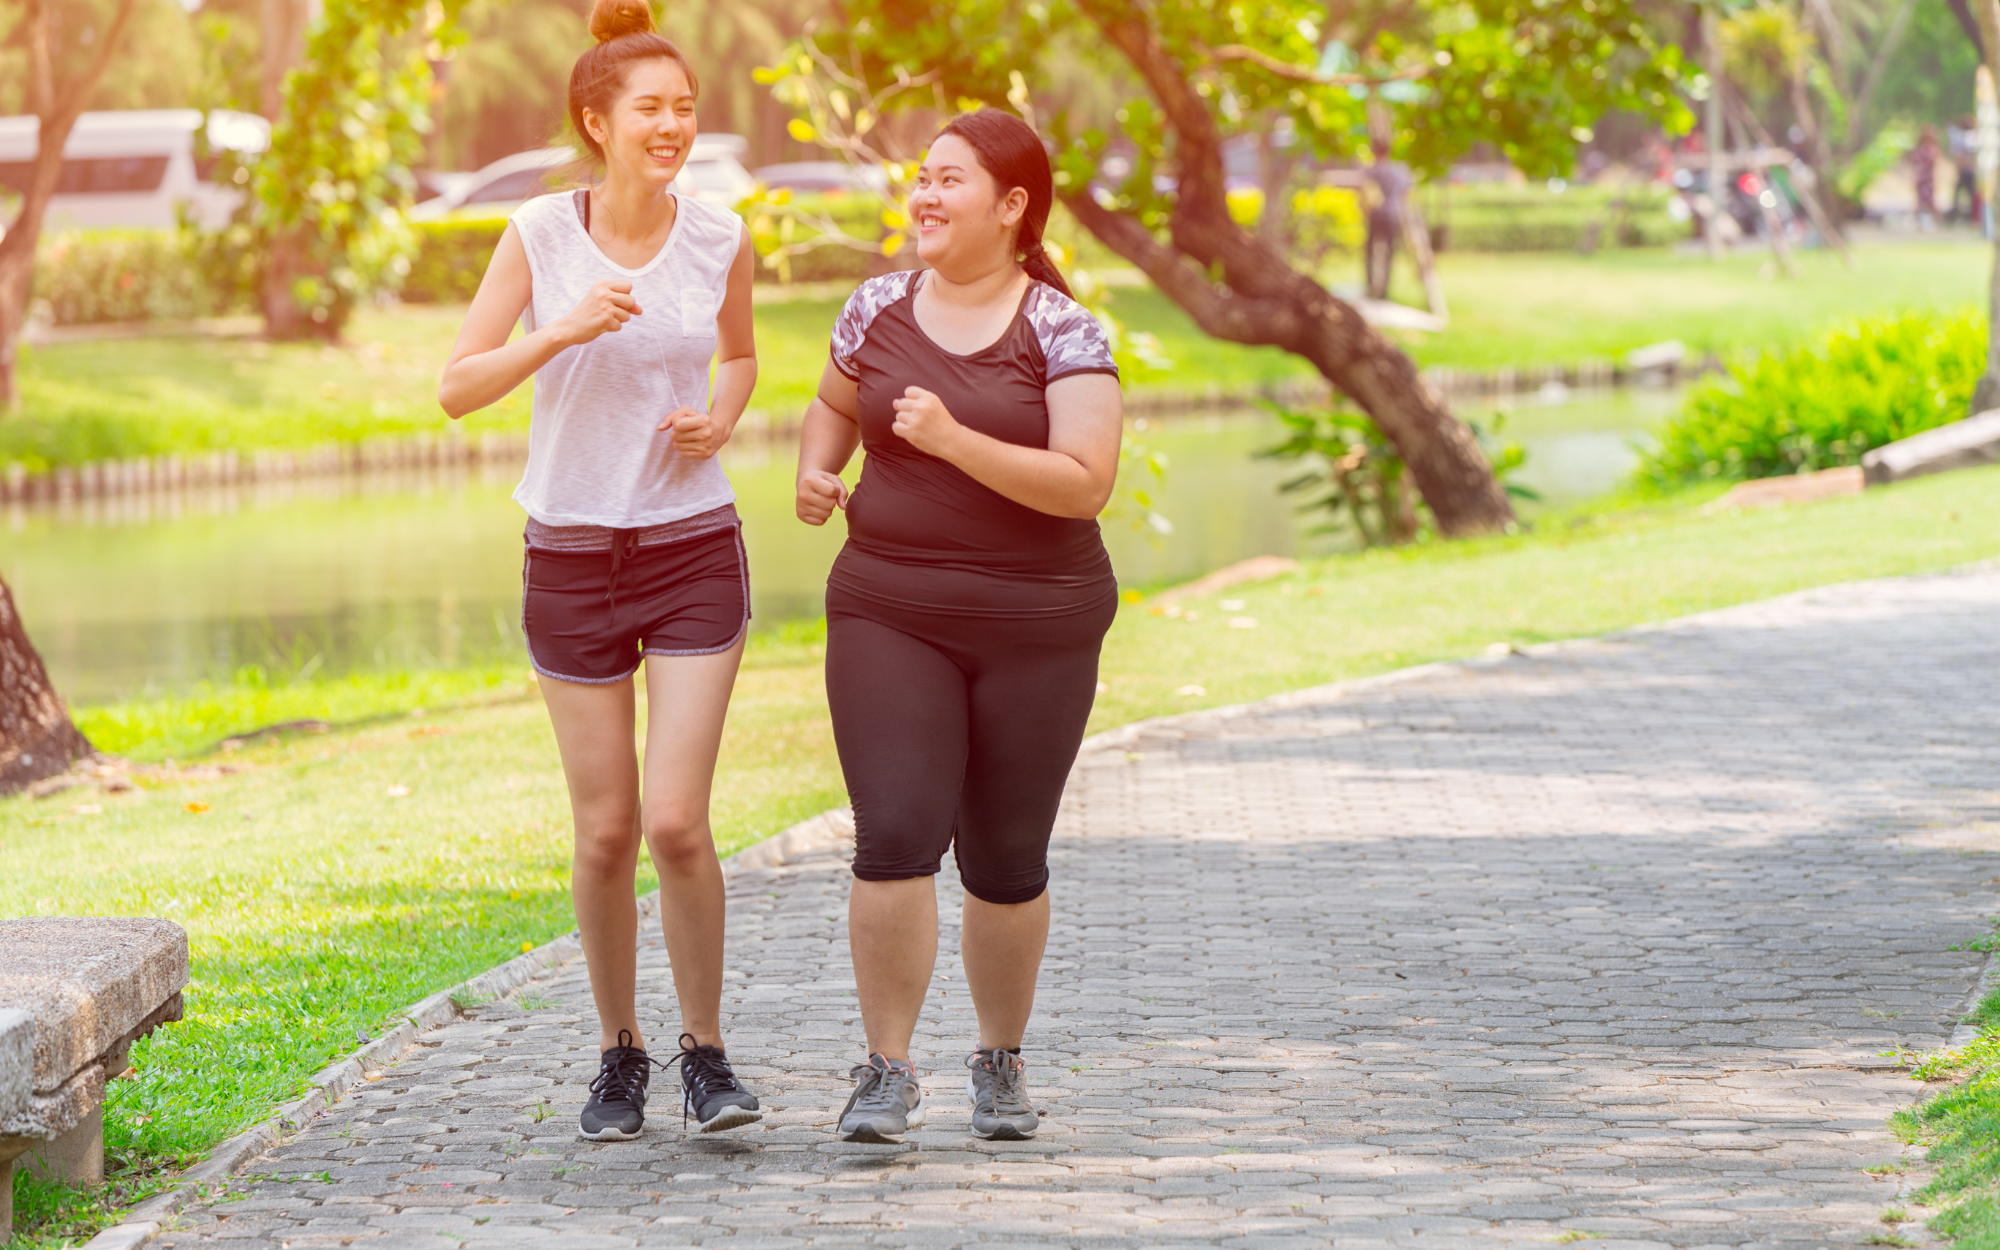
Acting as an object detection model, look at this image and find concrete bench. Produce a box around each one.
[0,919,188,1241]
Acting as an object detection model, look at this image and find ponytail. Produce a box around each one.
[933,109,1073,299]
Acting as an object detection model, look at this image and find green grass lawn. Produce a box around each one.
[5,239,1986,471]
[1892,983,2000,1246]
[8,463,2000,1246]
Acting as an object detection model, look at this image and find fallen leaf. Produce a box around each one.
[1176,684,1206,697]
[1219,599,1246,611]
[1226,617,1258,630]
[72,803,103,815]
[387,784,411,798]
[185,802,210,814]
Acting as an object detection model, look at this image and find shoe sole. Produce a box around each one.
[840,1095,925,1144]
[694,1106,764,1133]
[577,1124,643,1142]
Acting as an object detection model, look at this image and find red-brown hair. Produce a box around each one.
[933,109,1072,299]
[568,0,699,164]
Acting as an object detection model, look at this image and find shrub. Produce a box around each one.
[33,230,220,325]
[402,216,508,303]
[1636,310,1985,487]
[1422,182,1681,253]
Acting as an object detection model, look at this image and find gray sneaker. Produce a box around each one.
[966,1047,1039,1140]
[838,1054,926,1143]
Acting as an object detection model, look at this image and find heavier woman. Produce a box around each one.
[438,0,761,1139]
[795,109,1123,1144]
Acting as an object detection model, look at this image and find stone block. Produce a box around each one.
[0,919,187,1241]
[1861,409,2000,486]
[0,917,188,1140]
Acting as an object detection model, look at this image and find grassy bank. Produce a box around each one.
[5,240,1984,471]
[1891,985,2000,1245]
[6,465,2000,1241]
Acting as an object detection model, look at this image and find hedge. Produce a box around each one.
[32,230,221,326]
[1422,182,1682,253]
[1635,309,1986,487]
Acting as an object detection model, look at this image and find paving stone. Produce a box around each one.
[166,568,2000,1244]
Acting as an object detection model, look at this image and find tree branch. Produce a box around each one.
[1059,189,1311,348]
[53,0,141,129]
[1197,41,1430,86]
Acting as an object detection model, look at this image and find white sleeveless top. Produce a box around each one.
[509,190,742,528]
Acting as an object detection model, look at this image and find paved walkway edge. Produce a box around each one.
[79,807,859,1250]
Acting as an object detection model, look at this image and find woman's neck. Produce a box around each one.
[592,170,676,241]
[922,257,1027,309]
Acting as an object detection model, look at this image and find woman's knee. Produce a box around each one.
[572,820,639,882]
[643,809,715,874]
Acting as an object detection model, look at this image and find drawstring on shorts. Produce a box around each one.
[605,528,638,606]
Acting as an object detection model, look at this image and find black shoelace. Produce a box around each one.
[667,1032,742,1127]
[588,1028,663,1114]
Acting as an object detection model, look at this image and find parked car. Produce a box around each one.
[409,134,755,221]
[751,161,891,195]
[0,108,269,232]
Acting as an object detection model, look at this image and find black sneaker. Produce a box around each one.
[579,1029,660,1141]
[670,1033,763,1133]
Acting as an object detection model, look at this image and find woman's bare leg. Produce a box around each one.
[961,890,1049,1051]
[850,876,939,1061]
[639,635,746,1049]
[537,672,646,1053]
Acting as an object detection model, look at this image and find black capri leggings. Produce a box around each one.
[825,585,1117,905]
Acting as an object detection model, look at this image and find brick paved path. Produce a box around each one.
[166,569,2000,1249]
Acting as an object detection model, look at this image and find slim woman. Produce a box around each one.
[795,109,1123,1143]
[438,0,761,1139]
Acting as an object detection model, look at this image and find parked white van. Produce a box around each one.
[0,109,270,234]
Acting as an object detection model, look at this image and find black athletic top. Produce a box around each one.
[826,270,1121,617]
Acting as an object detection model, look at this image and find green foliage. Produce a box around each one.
[402,217,508,304]
[32,230,220,326]
[8,1164,173,1250]
[1838,121,1916,204]
[811,0,1691,239]
[1636,310,1985,487]
[1425,182,1681,253]
[237,0,465,335]
[1259,401,1531,548]
[1891,1026,2000,1246]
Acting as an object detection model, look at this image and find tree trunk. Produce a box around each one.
[0,575,92,796]
[1064,0,1513,537]
[0,0,140,410]
[1976,0,2000,416]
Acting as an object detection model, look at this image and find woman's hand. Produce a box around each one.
[555,279,640,346]
[890,387,965,457]
[663,406,729,459]
[796,470,850,525]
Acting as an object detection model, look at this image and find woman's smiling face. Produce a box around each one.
[910,134,1027,274]
[586,57,697,190]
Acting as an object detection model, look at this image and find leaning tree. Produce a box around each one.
[781,0,1689,535]
[0,575,92,795]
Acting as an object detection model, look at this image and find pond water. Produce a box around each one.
[3,387,1679,705]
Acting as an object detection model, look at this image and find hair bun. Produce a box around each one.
[588,0,655,43]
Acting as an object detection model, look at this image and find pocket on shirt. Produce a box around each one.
[679,289,717,336]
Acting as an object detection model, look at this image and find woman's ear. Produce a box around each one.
[583,107,609,151]
[999,186,1029,229]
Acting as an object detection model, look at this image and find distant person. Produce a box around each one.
[1949,115,1979,225]
[793,109,1122,1144]
[436,0,763,1140]
[1364,156,1411,300]
[1912,126,1941,230]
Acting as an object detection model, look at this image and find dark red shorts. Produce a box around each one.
[522,523,750,684]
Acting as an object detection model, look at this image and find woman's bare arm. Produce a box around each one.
[795,362,862,525]
[665,230,759,457]
[437,224,640,419]
[887,372,1122,518]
